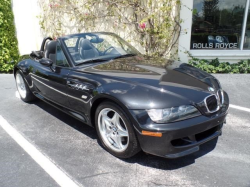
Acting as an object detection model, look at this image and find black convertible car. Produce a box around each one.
[14,32,229,158]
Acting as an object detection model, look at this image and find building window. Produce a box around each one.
[191,0,250,50]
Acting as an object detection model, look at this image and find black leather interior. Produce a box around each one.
[79,39,99,59]
[49,54,56,64]
[44,41,57,63]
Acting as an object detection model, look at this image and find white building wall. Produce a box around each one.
[178,0,194,63]
[12,0,250,62]
[12,0,43,55]
[12,0,179,58]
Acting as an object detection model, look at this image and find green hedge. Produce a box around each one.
[0,0,19,73]
[189,58,250,74]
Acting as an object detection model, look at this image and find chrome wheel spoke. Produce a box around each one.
[16,76,20,84]
[111,112,120,125]
[106,131,112,137]
[112,112,128,137]
[103,116,112,129]
[117,128,128,137]
[16,73,27,98]
[111,134,124,149]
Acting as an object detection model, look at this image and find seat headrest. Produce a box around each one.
[80,39,93,50]
[45,41,57,58]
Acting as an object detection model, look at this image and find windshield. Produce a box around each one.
[61,33,140,65]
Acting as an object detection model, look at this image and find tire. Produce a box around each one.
[95,101,141,158]
[15,70,36,102]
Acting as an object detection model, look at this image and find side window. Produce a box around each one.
[56,44,69,67]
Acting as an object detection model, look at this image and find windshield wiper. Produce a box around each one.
[113,53,137,59]
[76,58,108,66]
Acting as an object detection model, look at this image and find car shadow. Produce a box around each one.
[33,100,97,140]
[122,137,218,170]
[33,100,219,171]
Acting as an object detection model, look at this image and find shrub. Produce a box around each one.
[189,58,250,74]
[0,0,19,73]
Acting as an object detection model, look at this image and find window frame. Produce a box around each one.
[55,42,70,68]
[177,0,250,63]
[240,0,250,50]
[190,0,250,51]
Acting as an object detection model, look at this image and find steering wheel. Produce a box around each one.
[103,46,115,55]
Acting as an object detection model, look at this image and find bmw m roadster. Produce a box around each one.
[14,32,229,158]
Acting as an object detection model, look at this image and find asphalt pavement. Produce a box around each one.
[0,74,249,187]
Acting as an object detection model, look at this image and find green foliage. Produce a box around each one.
[0,0,19,73]
[189,58,250,74]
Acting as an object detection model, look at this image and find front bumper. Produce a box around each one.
[129,104,228,158]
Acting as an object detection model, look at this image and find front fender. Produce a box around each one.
[14,59,37,89]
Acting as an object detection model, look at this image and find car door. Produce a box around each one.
[66,69,96,123]
[31,41,70,108]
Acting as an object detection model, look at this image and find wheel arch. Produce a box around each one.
[90,94,132,128]
[13,66,19,77]
[90,94,142,158]
[14,67,31,86]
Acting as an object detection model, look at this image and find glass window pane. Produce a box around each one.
[244,3,250,49]
[191,0,247,50]
[64,38,78,48]
[56,44,69,67]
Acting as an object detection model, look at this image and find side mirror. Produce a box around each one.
[39,58,53,67]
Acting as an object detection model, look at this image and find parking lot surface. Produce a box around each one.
[0,74,249,187]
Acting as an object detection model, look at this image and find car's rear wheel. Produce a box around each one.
[95,101,140,158]
[15,70,36,102]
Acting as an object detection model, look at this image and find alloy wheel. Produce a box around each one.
[98,108,129,152]
[16,73,27,99]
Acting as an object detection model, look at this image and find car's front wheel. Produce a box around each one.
[15,70,36,102]
[95,101,140,158]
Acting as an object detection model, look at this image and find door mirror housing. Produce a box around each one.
[39,58,53,67]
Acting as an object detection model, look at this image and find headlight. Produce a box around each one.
[146,105,201,123]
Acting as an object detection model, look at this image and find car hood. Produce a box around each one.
[74,55,221,109]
